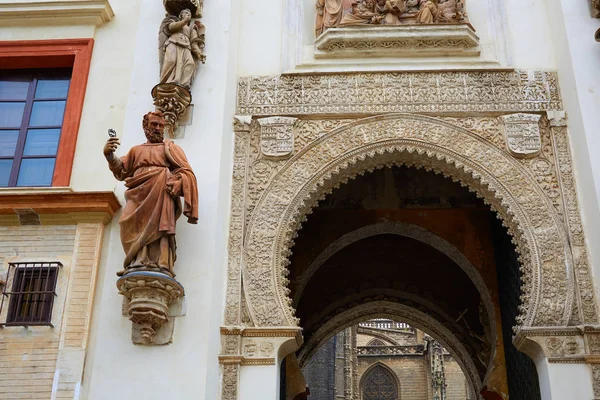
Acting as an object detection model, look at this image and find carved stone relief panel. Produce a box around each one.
[221,71,600,400]
[257,117,298,159]
[237,71,561,116]
[501,113,542,158]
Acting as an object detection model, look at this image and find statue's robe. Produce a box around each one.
[109,140,198,276]
[339,2,379,26]
[415,0,438,23]
[316,0,344,36]
[159,16,196,89]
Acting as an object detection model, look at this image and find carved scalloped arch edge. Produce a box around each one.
[242,113,574,334]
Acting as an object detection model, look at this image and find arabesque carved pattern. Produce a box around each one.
[237,71,561,116]
[242,114,573,331]
[552,126,599,324]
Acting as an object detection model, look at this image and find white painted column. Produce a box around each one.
[533,352,594,399]
[238,363,281,400]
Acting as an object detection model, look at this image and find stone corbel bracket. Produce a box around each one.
[151,83,193,139]
[117,271,185,345]
[314,24,480,58]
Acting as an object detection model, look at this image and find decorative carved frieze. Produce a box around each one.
[257,117,297,159]
[314,25,479,58]
[501,113,542,158]
[358,344,425,356]
[237,70,562,116]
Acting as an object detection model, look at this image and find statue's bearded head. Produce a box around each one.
[142,111,166,143]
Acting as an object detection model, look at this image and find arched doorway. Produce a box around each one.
[222,113,597,400]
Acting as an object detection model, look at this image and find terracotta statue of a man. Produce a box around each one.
[103,111,198,277]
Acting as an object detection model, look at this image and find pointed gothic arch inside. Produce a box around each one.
[361,363,400,400]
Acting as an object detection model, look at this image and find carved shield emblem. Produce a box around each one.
[258,117,297,159]
[501,113,542,158]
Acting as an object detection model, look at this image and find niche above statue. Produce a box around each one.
[314,0,479,58]
[152,0,206,138]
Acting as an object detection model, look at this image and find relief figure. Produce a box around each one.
[339,0,384,26]
[375,0,406,25]
[159,8,205,89]
[316,0,344,36]
[415,0,439,23]
[103,111,198,277]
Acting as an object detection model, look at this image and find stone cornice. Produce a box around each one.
[315,24,480,58]
[0,190,121,225]
[237,70,562,117]
[0,0,114,27]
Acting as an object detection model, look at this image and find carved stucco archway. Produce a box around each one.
[242,114,574,332]
[298,301,482,395]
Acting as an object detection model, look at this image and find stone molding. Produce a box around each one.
[0,191,120,225]
[219,326,303,366]
[237,70,561,116]
[515,326,600,365]
[314,24,479,58]
[0,0,114,26]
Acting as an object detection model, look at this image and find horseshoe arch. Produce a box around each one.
[241,113,574,334]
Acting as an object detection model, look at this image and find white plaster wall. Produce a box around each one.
[544,0,600,308]
[0,1,142,192]
[81,0,239,399]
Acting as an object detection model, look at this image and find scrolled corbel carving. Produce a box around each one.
[153,0,206,137]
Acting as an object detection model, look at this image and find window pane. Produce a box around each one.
[0,79,30,100]
[0,130,19,156]
[0,102,25,128]
[29,101,66,127]
[17,158,55,186]
[0,159,12,186]
[35,79,70,99]
[23,129,61,156]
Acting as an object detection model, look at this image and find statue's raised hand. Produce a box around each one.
[104,137,120,159]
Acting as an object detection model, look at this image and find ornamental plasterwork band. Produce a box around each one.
[222,70,600,398]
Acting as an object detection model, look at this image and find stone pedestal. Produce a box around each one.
[151,83,192,138]
[117,271,184,345]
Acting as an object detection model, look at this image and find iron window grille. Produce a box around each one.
[0,262,61,327]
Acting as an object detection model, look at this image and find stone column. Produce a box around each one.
[221,327,303,400]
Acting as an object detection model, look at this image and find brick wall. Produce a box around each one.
[0,223,104,399]
[359,356,429,400]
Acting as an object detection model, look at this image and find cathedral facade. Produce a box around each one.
[1,0,600,399]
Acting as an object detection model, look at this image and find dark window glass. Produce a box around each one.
[2,263,61,326]
[23,129,61,156]
[0,159,11,186]
[0,70,71,187]
[34,79,70,99]
[0,102,25,127]
[0,79,30,100]
[29,101,66,127]
[17,158,56,186]
[0,130,19,156]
